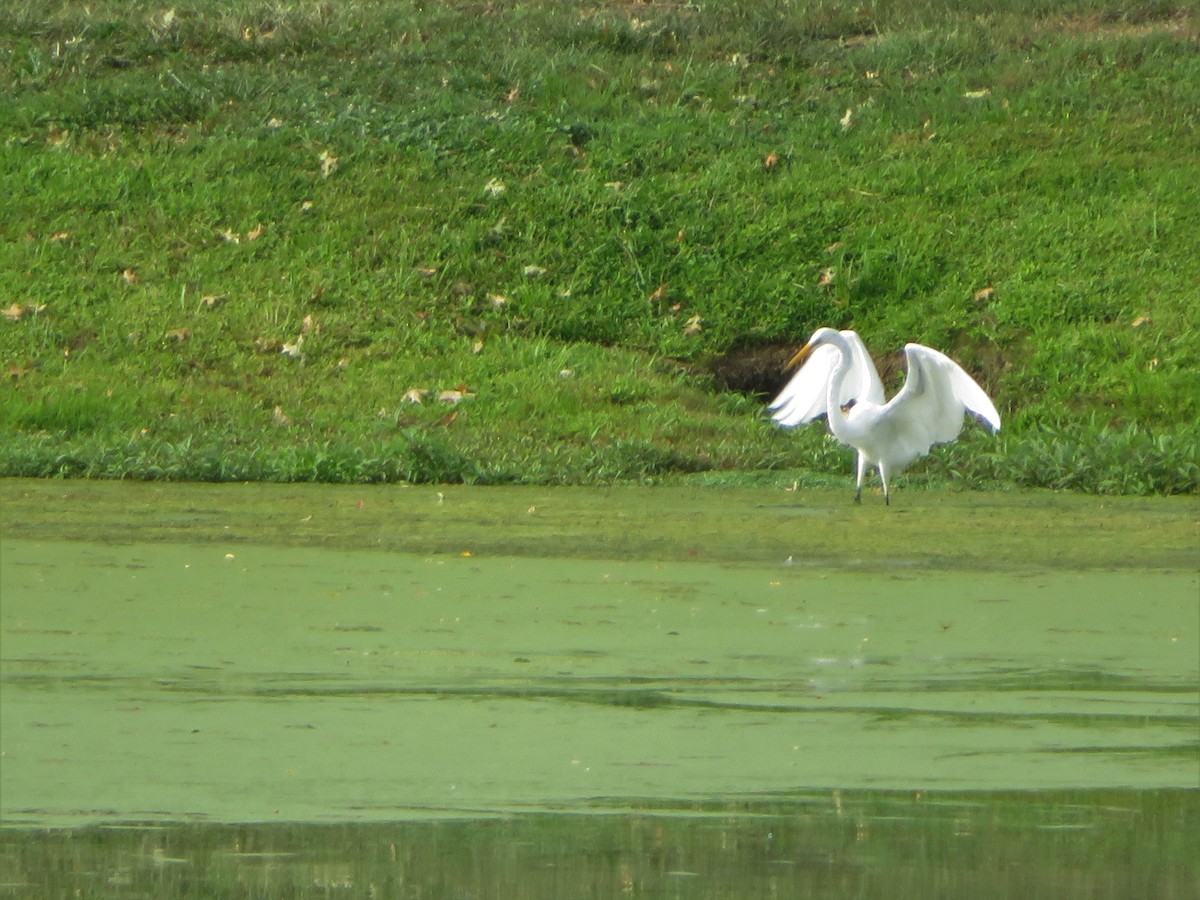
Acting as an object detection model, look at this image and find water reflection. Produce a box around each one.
[2,791,1196,899]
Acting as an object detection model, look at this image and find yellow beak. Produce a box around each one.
[784,341,815,371]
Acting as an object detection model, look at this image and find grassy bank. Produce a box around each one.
[2,1,1197,492]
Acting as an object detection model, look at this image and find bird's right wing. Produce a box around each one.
[876,344,1001,468]
[768,330,884,427]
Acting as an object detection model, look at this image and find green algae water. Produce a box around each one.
[1,481,1197,897]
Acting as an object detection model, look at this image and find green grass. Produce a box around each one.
[1,0,1197,492]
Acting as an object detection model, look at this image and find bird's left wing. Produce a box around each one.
[767,343,842,426]
[768,330,884,427]
[840,330,886,408]
[878,344,1001,466]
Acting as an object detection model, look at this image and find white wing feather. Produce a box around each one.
[769,330,884,428]
[868,343,1000,470]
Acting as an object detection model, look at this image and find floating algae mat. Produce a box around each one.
[1,481,1197,896]
[1,540,1196,822]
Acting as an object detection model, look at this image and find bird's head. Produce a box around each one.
[784,327,843,371]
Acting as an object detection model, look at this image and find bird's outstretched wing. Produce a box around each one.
[876,343,1001,467]
[769,330,884,427]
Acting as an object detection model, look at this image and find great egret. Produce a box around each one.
[768,328,1001,504]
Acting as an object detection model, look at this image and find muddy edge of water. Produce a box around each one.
[1,479,1196,569]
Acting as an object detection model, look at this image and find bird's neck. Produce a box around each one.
[826,354,853,439]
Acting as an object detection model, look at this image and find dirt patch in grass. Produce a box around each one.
[1049,8,1196,40]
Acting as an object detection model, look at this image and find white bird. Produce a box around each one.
[768,328,1001,504]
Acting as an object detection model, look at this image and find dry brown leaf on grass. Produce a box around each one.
[973,285,996,302]
[439,386,476,404]
[763,151,778,170]
[247,223,264,241]
[217,228,241,244]
[319,149,339,178]
[122,268,139,285]
[1131,315,1151,328]
[3,303,27,322]
[817,267,836,287]
[402,388,428,404]
[683,314,702,336]
[273,406,290,426]
[164,327,191,342]
[281,335,305,359]
[647,283,668,305]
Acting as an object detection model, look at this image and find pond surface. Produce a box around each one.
[0,480,1197,897]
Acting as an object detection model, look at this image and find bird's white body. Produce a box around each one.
[768,328,1001,503]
